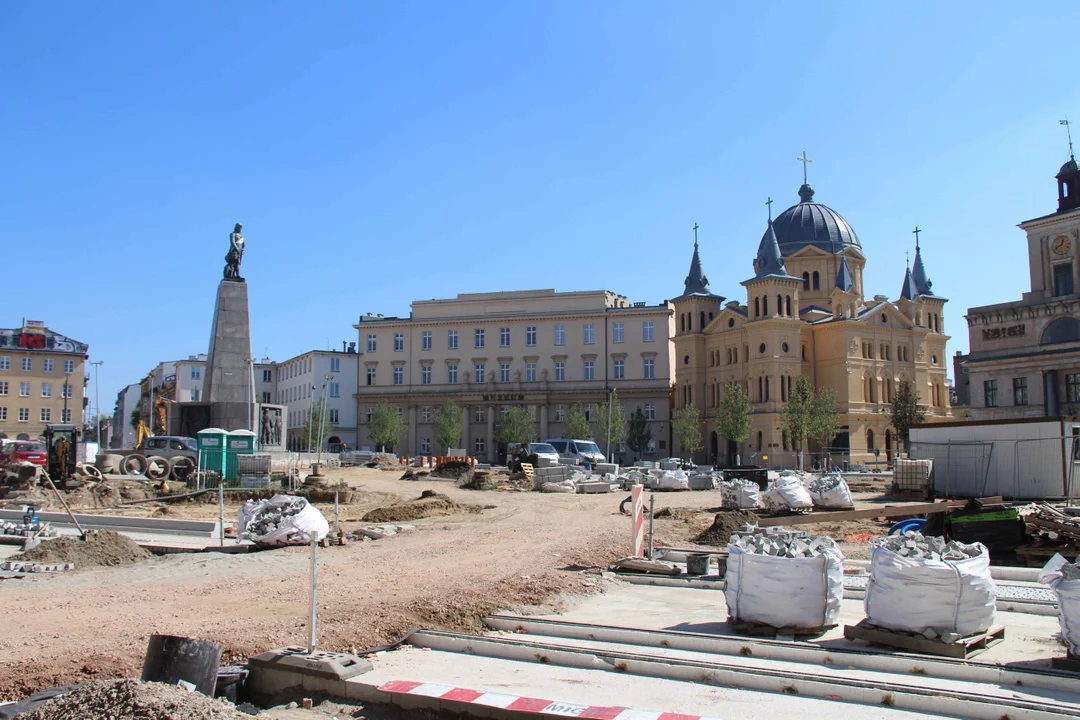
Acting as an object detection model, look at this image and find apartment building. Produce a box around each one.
[276,348,360,451]
[353,289,675,462]
[0,321,89,440]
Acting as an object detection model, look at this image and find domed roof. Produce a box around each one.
[1058,157,1080,177]
[766,183,861,256]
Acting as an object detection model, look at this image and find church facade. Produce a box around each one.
[673,178,951,467]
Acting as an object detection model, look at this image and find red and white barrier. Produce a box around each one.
[631,485,645,558]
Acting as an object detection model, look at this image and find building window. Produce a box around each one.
[394,333,404,352]
[448,329,458,349]
[812,271,820,290]
[1069,374,1080,403]
[643,321,655,342]
[41,382,52,398]
[0,408,5,421]
[584,360,595,381]
[474,364,485,384]
[19,382,30,397]
[802,272,810,290]
[475,407,485,423]
[393,368,403,386]
[1054,263,1075,297]
[421,406,432,423]
[22,358,32,371]
[643,358,655,379]
[613,359,625,380]
[422,365,432,385]
[42,359,53,373]
[556,405,567,421]
[554,325,565,346]
[329,409,340,424]
[500,327,511,347]
[984,379,998,408]
[555,361,565,381]
[61,409,71,424]
[420,438,430,453]
[329,382,340,397]
[0,381,7,396]
[526,362,536,382]
[613,322,625,344]
[475,328,485,348]
[18,408,29,422]
[192,389,199,401]
[526,326,537,346]
[0,357,8,370]
[366,407,373,423]
[366,368,376,386]
[1013,377,1028,406]
[63,360,74,374]
[644,402,656,420]
[262,391,270,403]
[500,363,510,383]
[422,331,432,351]
[584,324,595,345]
[367,334,377,353]
[474,437,485,454]
[40,408,51,423]
[330,358,340,373]
[448,364,458,384]
[754,297,760,317]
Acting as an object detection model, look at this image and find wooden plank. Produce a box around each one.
[1025,516,1080,539]
[756,497,1004,527]
[843,620,1004,659]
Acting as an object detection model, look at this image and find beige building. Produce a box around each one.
[674,180,950,467]
[961,153,1080,419]
[0,321,88,440]
[353,289,674,462]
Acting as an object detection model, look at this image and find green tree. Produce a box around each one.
[716,382,753,464]
[564,402,592,440]
[782,376,815,467]
[810,387,841,462]
[593,390,628,457]
[302,397,333,451]
[673,404,704,459]
[626,407,652,459]
[886,380,926,453]
[432,401,464,452]
[369,402,406,452]
[495,406,537,446]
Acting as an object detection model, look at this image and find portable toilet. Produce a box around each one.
[197,428,228,486]
[225,429,257,483]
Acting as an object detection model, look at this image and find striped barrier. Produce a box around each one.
[631,485,645,558]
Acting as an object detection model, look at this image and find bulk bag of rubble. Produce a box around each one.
[657,470,689,490]
[238,494,330,546]
[864,533,995,637]
[719,479,760,509]
[725,531,844,629]
[806,473,853,508]
[1038,554,1080,655]
[761,475,813,511]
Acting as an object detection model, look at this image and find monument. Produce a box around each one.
[204,223,255,431]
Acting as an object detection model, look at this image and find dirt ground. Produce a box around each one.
[0,470,900,700]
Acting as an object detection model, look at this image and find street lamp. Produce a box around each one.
[90,361,104,446]
[319,374,333,463]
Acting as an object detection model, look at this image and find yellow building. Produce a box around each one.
[673,180,950,467]
[0,321,88,440]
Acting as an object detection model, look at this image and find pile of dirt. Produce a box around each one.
[459,471,498,491]
[400,468,431,481]
[361,490,486,523]
[366,454,400,471]
[13,679,250,720]
[11,530,152,568]
[692,510,760,547]
[297,485,354,503]
[429,461,474,483]
[653,507,702,521]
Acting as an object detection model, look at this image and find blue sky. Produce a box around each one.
[2,2,1079,414]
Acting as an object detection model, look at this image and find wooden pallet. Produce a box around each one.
[729,618,835,639]
[843,620,1005,658]
[520,463,535,486]
[1051,653,1080,673]
[1016,545,1079,567]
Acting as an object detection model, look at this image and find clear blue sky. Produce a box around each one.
[2,2,1078,414]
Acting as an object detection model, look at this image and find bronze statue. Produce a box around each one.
[224,223,245,281]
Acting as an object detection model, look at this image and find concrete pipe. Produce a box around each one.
[145,456,170,481]
[78,464,104,481]
[121,453,149,477]
[96,453,123,474]
[170,456,195,483]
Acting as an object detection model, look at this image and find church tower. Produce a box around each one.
[671,225,723,415]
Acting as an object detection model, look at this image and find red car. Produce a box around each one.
[3,441,47,467]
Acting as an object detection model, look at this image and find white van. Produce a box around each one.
[544,438,605,466]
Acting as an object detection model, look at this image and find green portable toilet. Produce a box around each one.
[225,429,257,483]
[197,428,228,486]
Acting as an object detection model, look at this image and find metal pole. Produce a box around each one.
[63,371,70,423]
[308,535,318,653]
[149,374,154,437]
[218,481,224,547]
[43,471,86,539]
[647,493,655,560]
[307,383,315,463]
[334,490,340,536]
[91,361,103,448]
[249,358,256,434]
[606,390,612,461]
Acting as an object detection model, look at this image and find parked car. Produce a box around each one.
[3,440,48,467]
[507,442,561,466]
[139,435,199,462]
[544,438,605,466]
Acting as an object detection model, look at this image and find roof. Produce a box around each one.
[899,267,915,301]
[675,241,721,300]
[834,255,854,292]
[768,183,861,256]
[743,220,799,285]
[911,243,933,296]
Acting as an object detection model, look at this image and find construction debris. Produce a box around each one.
[728,530,840,559]
[761,474,814,511]
[10,529,151,568]
[1039,554,1080,655]
[361,490,486,522]
[718,479,760,509]
[237,494,329,546]
[10,678,252,720]
[1,561,75,573]
[692,511,760,547]
[805,473,854,508]
[876,532,983,561]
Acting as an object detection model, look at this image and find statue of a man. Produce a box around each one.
[224,223,245,280]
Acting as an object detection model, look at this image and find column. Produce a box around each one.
[540,404,549,440]
[408,406,417,456]
[486,404,495,463]
[461,404,470,454]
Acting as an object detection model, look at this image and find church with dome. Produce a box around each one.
[672,170,951,466]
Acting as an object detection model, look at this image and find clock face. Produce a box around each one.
[1053,235,1071,255]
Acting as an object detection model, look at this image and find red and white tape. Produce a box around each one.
[631,484,645,558]
[379,681,722,720]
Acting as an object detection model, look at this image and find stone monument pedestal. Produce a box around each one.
[205,279,254,432]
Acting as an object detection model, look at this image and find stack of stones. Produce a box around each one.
[1061,560,1080,580]
[878,532,982,562]
[247,497,308,536]
[730,530,838,558]
[806,474,845,496]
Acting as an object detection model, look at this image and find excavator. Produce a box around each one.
[42,424,79,484]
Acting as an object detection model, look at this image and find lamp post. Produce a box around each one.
[319,374,333,463]
[90,361,103,445]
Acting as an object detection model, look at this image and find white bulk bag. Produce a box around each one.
[1039,555,1080,655]
[238,494,329,546]
[762,475,813,510]
[719,480,760,509]
[657,470,689,490]
[808,474,854,508]
[864,541,996,636]
[725,544,844,629]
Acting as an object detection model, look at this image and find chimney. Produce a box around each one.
[342,340,347,353]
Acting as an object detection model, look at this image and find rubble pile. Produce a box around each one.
[1059,558,1080,580]
[805,473,854,508]
[761,475,814,511]
[12,679,251,720]
[1021,504,1080,554]
[692,512,760,546]
[877,532,983,562]
[729,531,839,559]
[244,495,306,537]
[0,519,58,539]
[238,494,329,546]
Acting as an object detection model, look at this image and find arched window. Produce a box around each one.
[754,297,760,317]
[777,294,783,316]
[781,375,787,401]
[700,311,706,329]
[764,376,770,401]
[758,376,763,402]
[802,272,810,290]
[680,314,685,332]
[709,312,714,321]
[757,431,763,452]
[744,345,749,362]
[867,428,875,451]
[1042,317,1080,344]
[763,296,769,316]
[687,313,692,332]
[812,271,820,290]
[786,295,792,316]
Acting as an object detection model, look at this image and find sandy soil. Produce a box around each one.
[0,470,911,700]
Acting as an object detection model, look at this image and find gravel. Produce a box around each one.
[877,531,984,561]
[730,530,839,558]
[13,679,254,719]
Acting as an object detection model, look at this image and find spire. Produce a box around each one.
[835,254,854,293]
[752,220,790,280]
[911,227,933,296]
[900,266,915,301]
[681,223,711,296]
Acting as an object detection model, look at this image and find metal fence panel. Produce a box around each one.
[909,441,994,497]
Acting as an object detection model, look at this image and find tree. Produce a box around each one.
[129,408,141,433]
[432,401,464,452]
[716,382,753,464]
[810,387,841,463]
[495,406,537,446]
[887,379,926,453]
[564,402,592,440]
[369,402,406,452]
[626,407,652,459]
[302,397,333,451]
[782,376,815,467]
[593,390,628,457]
[673,404,704,458]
